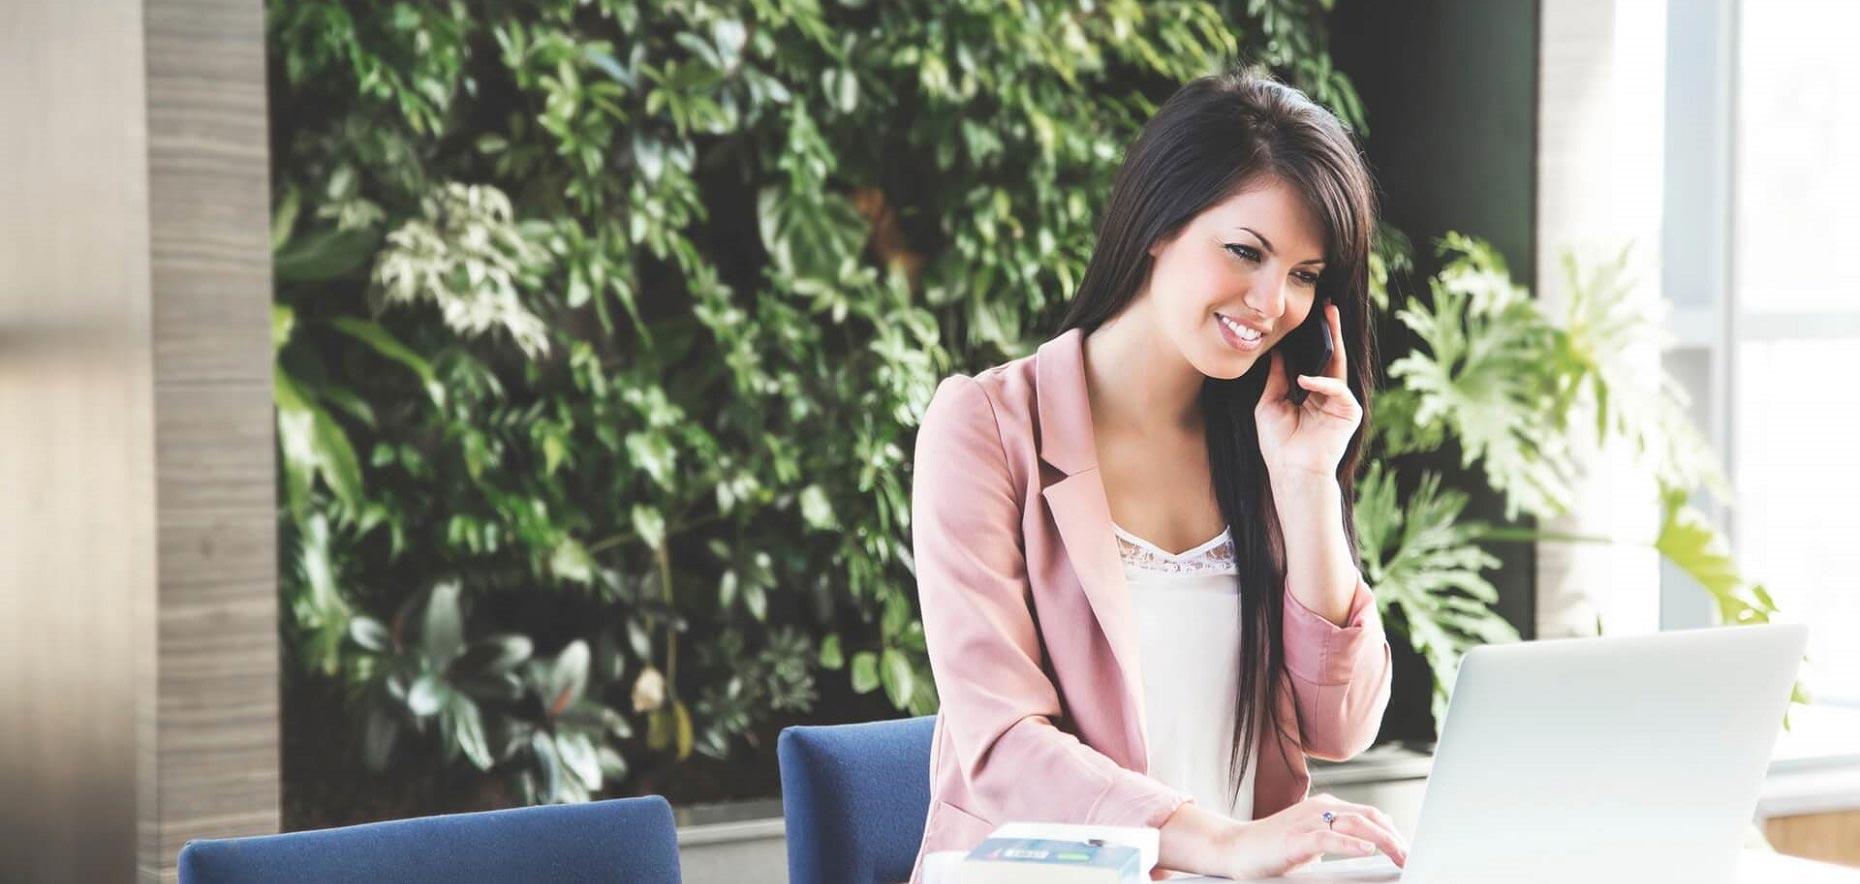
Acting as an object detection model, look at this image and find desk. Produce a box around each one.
[923,847,1860,882]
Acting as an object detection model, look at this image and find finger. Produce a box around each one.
[1294,374,1352,399]
[1307,798,1407,860]
[1361,806,1402,844]
[1260,347,1290,402]
[1294,375,1361,419]
[1329,813,1408,866]
[1324,301,1347,379]
[1294,829,1378,863]
[1310,795,1400,833]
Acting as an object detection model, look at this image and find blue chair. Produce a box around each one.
[779,716,937,884]
[178,795,681,884]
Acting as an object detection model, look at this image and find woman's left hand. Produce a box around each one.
[1255,301,1362,482]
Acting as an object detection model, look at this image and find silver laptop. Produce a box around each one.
[1286,623,1808,884]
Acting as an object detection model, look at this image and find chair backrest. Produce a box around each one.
[177,794,680,884]
[778,715,937,884]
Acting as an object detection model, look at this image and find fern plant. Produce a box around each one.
[1361,232,1798,729]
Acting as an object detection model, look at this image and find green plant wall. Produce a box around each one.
[270,0,1385,813]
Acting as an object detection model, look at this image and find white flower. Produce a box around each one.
[631,665,665,713]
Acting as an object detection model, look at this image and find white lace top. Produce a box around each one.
[1113,521,1258,822]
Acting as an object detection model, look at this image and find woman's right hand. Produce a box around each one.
[1215,793,1409,879]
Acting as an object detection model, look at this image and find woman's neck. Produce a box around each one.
[1080,295,1207,442]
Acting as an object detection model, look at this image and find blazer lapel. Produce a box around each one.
[1034,328,1151,762]
[1033,327,1314,820]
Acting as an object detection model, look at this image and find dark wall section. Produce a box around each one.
[1330,0,1540,744]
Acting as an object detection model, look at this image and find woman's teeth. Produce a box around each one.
[1220,314,1262,341]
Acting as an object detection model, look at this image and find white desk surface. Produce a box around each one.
[925,848,1860,883]
[1168,849,1860,882]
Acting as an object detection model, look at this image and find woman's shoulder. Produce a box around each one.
[923,347,1042,440]
[916,340,1055,479]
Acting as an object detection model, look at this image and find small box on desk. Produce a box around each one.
[958,837,1144,884]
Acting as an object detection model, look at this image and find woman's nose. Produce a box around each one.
[1244,275,1288,320]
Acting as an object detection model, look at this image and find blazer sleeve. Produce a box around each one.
[1280,570,1393,761]
[912,374,1194,829]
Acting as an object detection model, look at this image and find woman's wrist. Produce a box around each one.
[1267,464,1341,507]
[1157,801,1248,875]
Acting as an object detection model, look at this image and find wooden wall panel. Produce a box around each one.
[1766,812,1860,871]
[144,0,280,879]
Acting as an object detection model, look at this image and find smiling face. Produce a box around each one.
[1141,175,1329,380]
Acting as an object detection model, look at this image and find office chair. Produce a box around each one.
[178,794,681,883]
[779,716,937,884]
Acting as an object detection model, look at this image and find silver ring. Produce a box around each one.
[1322,810,1336,829]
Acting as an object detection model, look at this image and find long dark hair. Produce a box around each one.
[1057,65,1379,807]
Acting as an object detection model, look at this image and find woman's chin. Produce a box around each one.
[1191,348,1261,381]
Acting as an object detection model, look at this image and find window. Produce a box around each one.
[1727,0,1860,706]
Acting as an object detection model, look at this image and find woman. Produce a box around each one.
[907,67,1409,881]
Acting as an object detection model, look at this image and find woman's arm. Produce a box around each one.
[1271,471,1392,760]
[1272,473,1360,627]
[1254,303,1393,761]
[913,374,1193,829]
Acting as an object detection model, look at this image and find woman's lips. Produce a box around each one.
[1215,312,1266,352]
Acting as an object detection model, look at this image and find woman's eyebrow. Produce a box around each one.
[1236,226,1325,266]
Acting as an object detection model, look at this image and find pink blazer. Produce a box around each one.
[907,326,1393,882]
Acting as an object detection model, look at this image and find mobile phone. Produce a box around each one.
[1282,301,1333,406]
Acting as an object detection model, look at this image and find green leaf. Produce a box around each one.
[530,730,562,802]
[272,304,296,353]
[542,432,569,476]
[349,616,392,652]
[744,583,767,622]
[597,746,630,781]
[624,432,677,489]
[556,731,602,790]
[275,225,380,283]
[449,694,494,770]
[646,705,674,752]
[671,699,694,760]
[1387,235,1574,520]
[718,569,738,609]
[423,581,465,668]
[631,505,666,551]
[1353,460,1515,727]
[799,483,835,529]
[274,370,363,514]
[453,634,532,675]
[850,651,879,694]
[407,673,445,717]
[327,317,446,407]
[547,640,591,716]
[271,184,301,251]
[310,407,365,508]
[819,633,844,670]
[551,538,595,585]
[880,647,914,709]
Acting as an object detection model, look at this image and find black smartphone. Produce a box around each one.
[1281,301,1333,406]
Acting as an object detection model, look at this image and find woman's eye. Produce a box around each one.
[1224,243,1261,263]
[1227,243,1321,286]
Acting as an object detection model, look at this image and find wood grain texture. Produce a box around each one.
[1765,811,1860,871]
[142,0,280,880]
